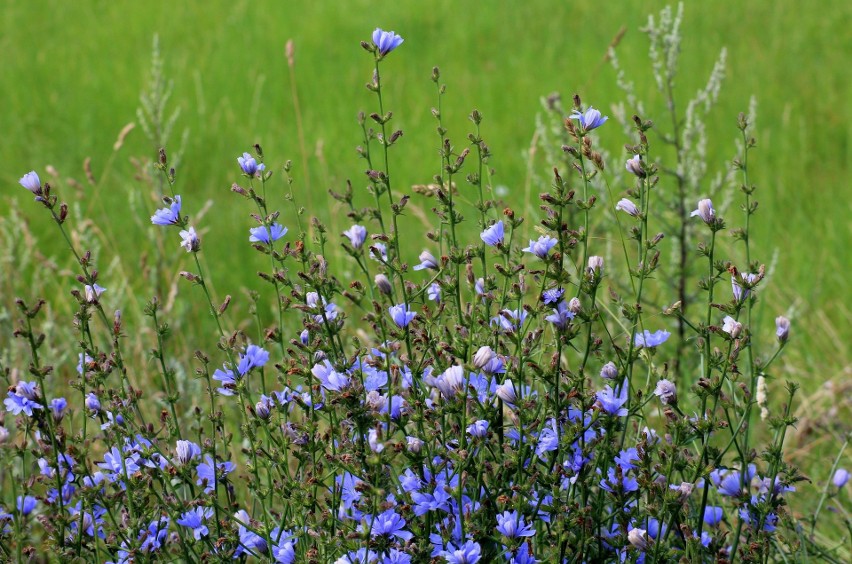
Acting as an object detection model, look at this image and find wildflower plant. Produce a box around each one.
[2,10,849,564]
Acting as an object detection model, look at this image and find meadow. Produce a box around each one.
[1,0,850,561]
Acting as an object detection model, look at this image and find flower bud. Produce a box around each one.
[834,468,850,488]
[375,274,392,295]
[255,401,271,420]
[0,427,9,444]
[472,346,496,370]
[625,155,646,178]
[775,316,790,343]
[568,297,582,314]
[600,361,618,380]
[495,379,517,406]
[722,316,743,338]
[587,256,604,275]
[653,379,677,405]
[690,198,716,224]
[615,198,640,217]
[406,436,424,454]
[628,528,649,551]
[299,329,309,345]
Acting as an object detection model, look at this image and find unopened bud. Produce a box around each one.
[375,274,392,295]
[472,346,496,370]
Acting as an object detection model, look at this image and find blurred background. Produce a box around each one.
[2,0,850,512]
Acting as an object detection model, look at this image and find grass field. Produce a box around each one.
[2,0,850,541]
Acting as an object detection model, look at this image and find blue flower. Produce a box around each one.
[139,517,169,553]
[542,287,564,305]
[732,272,759,302]
[196,455,235,494]
[703,506,724,527]
[237,344,270,376]
[466,420,489,438]
[367,509,413,542]
[506,542,537,564]
[343,225,368,249]
[179,226,200,252]
[50,397,68,421]
[16,495,37,516]
[270,527,298,563]
[233,509,267,557]
[834,468,850,488]
[413,250,438,271]
[336,548,378,564]
[85,392,101,412]
[4,381,42,416]
[97,447,141,482]
[382,549,411,564]
[616,198,640,217]
[625,155,645,178]
[615,448,640,470]
[522,235,558,259]
[389,304,416,328]
[633,329,671,348]
[690,198,716,224]
[372,28,404,56]
[441,540,481,564]
[249,223,288,244]
[570,106,608,132]
[19,171,42,196]
[370,243,388,262]
[175,439,202,466]
[496,510,536,538]
[84,283,106,303]
[177,507,213,540]
[312,360,350,392]
[212,366,237,396]
[545,301,574,330]
[427,282,441,303]
[599,467,639,493]
[480,220,505,246]
[491,309,527,332]
[151,196,182,225]
[238,152,265,176]
[596,381,628,416]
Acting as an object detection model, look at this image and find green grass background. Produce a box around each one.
[2,0,850,535]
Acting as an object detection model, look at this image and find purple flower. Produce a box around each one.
[495,379,518,407]
[732,272,759,302]
[249,223,288,244]
[234,509,267,557]
[587,255,604,275]
[368,509,413,542]
[625,155,645,178]
[691,198,716,224]
[545,301,574,330]
[238,152,265,176]
[542,287,564,305]
[270,527,298,564]
[833,468,849,488]
[472,345,496,370]
[343,225,368,249]
[179,226,200,252]
[633,329,671,348]
[495,510,536,538]
[212,366,237,396]
[570,106,608,132]
[615,198,640,217]
[238,344,270,376]
[710,469,745,497]
[389,304,416,328]
[413,250,438,271]
[19,171,42,196]
[98,447,140,481]
[475,277,485,295]
[480,221,505,246]
[177,507,213,540]
[151,196,182,225]
[372,28,404,56]
[596,381,628,416]
[77,353,93,375]
[466,420,489,438]
[653,379,677,405]
[312,360,350,392]
[16,495,37,516]
[615,448,640,470]
[441,540,481,564]
[522,235,558,259]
